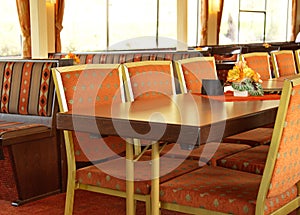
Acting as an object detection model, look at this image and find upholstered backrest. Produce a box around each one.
[53,64,125,112]
[0,61,57,117]
[122,60,176,100]
[271,50,297,78]
[258,76,300,202]
[175,57,218,94]
[53,64,125,162]
[241,52,273,81]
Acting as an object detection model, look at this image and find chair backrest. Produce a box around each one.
[210,46,242,63]
[122,60,176,101]
[175,57,218,94]
[52,64,125,162]
[271,50,297,78]
[256,75,300,213]
[241,52,273,81]
[53,64,125,112]
[294,49,300,73]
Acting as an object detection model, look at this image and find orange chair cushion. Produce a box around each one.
[76,156,204,195]
[222,127,273,146]
[217,145,269,174]
[145,142,251,166]
[72,133,126,162]
[160,166,298,215]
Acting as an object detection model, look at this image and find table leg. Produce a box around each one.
[126,138,135,215]
[151,141,160,215]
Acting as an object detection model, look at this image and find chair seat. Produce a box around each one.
[217,145,269,175]
[145,142,251,166]
[160,166,298,215]
[76,155,205,195]
[73,133,127,162]
[222,127,273,146]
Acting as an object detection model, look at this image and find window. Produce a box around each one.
[0,1,21,57]
[219,0,292,44]
[61,0,201,52]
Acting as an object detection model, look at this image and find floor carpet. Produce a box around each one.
[0,190,187,215]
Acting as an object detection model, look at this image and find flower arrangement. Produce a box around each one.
[63,52,80,64]
[227,61,264,96]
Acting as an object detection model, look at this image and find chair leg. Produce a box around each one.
[145,195,152,215]
[64,179,76,215]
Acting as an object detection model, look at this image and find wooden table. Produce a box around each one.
[261,79,284,92]
[57,94,279,215]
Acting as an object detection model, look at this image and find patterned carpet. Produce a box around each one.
[0,190,187,215]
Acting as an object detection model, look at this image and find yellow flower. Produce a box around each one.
[227,61,262,84]
[64,52,80,64]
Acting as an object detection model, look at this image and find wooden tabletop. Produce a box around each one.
[261,79,284,92]
[57,94,279,147]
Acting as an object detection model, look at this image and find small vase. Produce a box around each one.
[233,90,248,97]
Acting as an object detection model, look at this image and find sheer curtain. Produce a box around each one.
[55,0,65,52]
[200,0,208,45]
[217,0,224,44]
[16,0,31,58]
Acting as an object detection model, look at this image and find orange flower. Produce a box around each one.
[64,52,80,64]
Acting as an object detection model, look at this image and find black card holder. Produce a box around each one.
[201,79,224,96]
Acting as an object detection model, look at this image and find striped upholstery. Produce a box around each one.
[0,61,55,117]
[52,51,202,65]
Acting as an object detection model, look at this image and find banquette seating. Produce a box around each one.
[0,59,72,206]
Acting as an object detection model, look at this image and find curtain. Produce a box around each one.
[55,0,65,52]
[200,0,208,45]
[16,0,31,58]
[216,0,224,45]
[291,0,297,40]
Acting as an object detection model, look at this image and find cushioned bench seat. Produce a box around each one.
[0,59,72,205]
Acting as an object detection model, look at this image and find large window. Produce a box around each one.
[219,0,292,44]
[61,0,201,52]
[0,1,21,57]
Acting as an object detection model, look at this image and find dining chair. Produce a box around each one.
[240,52,273,81]
[120,60,205,214]
[52,64,130,214]
[159,75,300,215]
[223,52,275,146]
[152,57,253,167]
[270,50,298,78]
[175,56,218,94]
